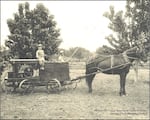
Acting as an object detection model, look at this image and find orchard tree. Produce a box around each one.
[103,6,130,54]
[5,2,61,59]
[126,0,150,50]
[0,46,11,62]
[99,0,150,55]
[96,45,118,55]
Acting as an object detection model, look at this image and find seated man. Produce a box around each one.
[58,50,64,62]
[36,44,45,70]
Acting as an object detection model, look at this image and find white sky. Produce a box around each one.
[1,1,126,52]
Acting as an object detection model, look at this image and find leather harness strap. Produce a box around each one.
[122,51,130,63]
[110,55,114,68]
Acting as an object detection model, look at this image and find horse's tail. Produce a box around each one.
[85,64,88,83]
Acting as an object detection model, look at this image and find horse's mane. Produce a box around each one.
[87,53,112,64]
[87,46,139,65]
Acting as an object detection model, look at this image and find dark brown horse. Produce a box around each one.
[85,46,147,96]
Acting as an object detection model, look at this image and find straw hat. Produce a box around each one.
[38,44,42,47]
[60,50,64,53]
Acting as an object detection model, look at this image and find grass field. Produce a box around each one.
[0,65,149,119]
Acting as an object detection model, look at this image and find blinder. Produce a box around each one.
[137,45,147,62]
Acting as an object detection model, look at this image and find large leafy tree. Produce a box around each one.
[97,0,150,55]
[102,6,131,54]
[5,2,61,59]
[96,45,118,55]
[126,0,150,50]
[0,46,11,74]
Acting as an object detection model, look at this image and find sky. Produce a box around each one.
[1,1,126,52]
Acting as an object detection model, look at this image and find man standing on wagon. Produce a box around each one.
[36,44,45,70]
[58,50,65,62]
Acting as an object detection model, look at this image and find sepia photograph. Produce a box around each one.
[0,0,150,119]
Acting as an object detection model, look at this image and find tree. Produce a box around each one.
[101,0,150,54]
[103,6,130,54]
[126,0,150,50]
[0,46,11,62]
[5,2,61,59]
[96,45,118,55]
[0,46,11,74]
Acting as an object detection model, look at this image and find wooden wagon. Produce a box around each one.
[5,59,77,94]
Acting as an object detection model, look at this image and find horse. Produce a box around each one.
[85,46,147,96]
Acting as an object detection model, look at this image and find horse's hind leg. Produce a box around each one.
[86,74,95,93]
[119,76,123,96]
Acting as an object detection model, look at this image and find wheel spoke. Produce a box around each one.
[47,79,61,93]
[19,79,34,94]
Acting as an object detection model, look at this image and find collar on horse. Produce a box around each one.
[110,55,114,68]
[122,51,130,63]
[122,47,139,62]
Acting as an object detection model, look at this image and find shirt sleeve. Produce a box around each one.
[36,50,39,58]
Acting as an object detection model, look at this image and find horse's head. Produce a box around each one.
[137,45,148,62]
[135,46,147,62]
[125,45,148,63]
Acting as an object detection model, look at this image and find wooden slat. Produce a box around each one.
[10,59,38,62]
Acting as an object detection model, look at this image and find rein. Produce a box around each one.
[122,52,138,62]
[88,62,131,72]
[87,51,138,73]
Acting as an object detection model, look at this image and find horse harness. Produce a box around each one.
[87,53,132,73]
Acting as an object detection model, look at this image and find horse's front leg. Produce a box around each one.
[86,74,95,93]
[122,73,127,95]
[119,73,127,96]
[86,77,93,93]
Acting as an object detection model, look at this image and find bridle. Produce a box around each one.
[122,46,146,62]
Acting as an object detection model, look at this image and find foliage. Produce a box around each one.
[103,6,131,54]
[99,0,150,55]
[96,45,118,55]
[126,0,150,52]
[5,2,61,59]
[0,46,11,74]
[0,46,11,62]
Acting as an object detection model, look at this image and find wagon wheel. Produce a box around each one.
[19,79,34,94]
[46,79,61,93]
[64,81,78,90]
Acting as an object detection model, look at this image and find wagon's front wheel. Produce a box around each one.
[46,79,61,93]
[19,79,34,94]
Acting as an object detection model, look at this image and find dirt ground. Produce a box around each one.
[0,69,149,119]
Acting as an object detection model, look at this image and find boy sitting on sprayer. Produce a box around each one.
[36,44,45,70]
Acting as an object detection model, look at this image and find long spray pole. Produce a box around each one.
[67,47,79,62]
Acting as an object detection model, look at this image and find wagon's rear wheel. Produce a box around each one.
[19,79,34,94]
[46,79,61,93]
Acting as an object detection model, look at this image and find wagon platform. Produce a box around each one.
[5,59,81,94]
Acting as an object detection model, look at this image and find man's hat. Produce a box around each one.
[38,44,42,47]
[60,50,64,53]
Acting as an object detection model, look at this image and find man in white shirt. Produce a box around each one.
[58,50,64,62]
[36,44,45,70]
